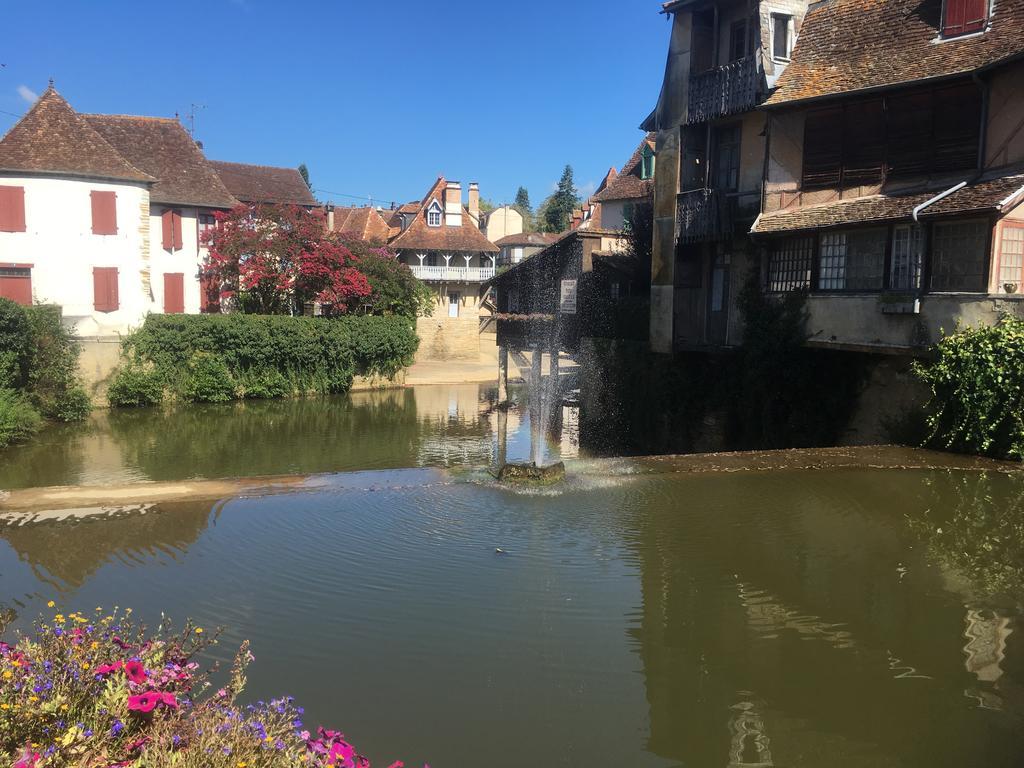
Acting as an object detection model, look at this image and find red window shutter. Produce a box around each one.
[0,269,32,306]
[161,210,173,249]
[90,191,117,235]
[172,210,183,251]
[93,267,119,312]
[0,186,27,233]
[944,0,986,35]
[163,273,185,314]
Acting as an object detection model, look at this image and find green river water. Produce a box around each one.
[1,384,1023,767]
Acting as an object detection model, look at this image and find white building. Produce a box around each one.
[0,85,315,336]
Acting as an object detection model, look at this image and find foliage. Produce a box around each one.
[0,387,42,449]
[477,197,497,216]
[23,305,91,422]
[542,166,579,233]
[0,607,418,768]
[513,187,532,218]
[298,163,313,192]
[106,366,165,408]
[201,204,371,316]
[331,236,432,318]
[914,314,1024,460]
[109,314,418,407]
[182,354,237,404]
[0,298,32,389]
[623,196,653,292]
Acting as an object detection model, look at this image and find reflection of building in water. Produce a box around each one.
[963,608,1012,683]
[738,582,855,649]
[0,500,215,592]
[728,699,774,768]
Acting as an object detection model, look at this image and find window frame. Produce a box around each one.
[426,200,443,228]
[770,12,794,62]
[997,222,1024,294]
[928,218,992,293]
[889,224,925,292]
[640,145,656,180]
[728,19,749,63]
[766,234,815,293]
[940,0,990,39]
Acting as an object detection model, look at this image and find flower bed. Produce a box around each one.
[1,607,421,768]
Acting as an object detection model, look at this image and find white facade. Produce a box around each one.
[482,206,524,243]
[0,175,211,336]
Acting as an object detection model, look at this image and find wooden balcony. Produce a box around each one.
[685,54,760,125]
[409,264,495,282]
[676,189,733,244]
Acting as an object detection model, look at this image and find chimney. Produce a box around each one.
[445,180,462,226]
[468,182,480,226]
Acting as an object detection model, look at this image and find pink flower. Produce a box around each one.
[123,660,146,684]
[13,745,40,768]
[127,692,162,713]
[387,762,405,768]
[159,692,178,708]
[95,661,123,677]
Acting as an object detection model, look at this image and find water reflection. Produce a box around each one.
[0,384,584,489]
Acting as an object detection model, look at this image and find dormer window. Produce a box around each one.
[771,13,794,61]
[426,200,443,227]
[640,145,656,180]
[942,0,989,37]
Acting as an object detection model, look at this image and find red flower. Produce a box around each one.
[123,660,146,684]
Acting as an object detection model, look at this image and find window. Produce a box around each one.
[198,213,216,243]
[0,185,26,233]
[713,123,742,191]
[817,229,886,291]
[802,107,844,189]
[729,20,748,62]
[426,253,439,267]
[942,0,989,37]
[93,267,119,312]
[161,209,183,251]
[90,191,117,235]
[772,13,793,61]
[998,224,1024,292]
[891,225,924,291]
[610,282,620,301]
[930,220,989,292]
[0,266,31,305]
[427,200,442,227]
[767,235,814,292]
[640,145,656,180]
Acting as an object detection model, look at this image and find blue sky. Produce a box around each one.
[0,0,668,209]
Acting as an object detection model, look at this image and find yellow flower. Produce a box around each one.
[1,703,10,709]
[47,601,55,608]
[237,763,248,768]
[90,641,99,650]
[3,670,12,680]
[28,696,39,703]
[195,627,204,634]
[54,614,65,624]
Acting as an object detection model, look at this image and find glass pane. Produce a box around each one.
[819,232,847,290]
[999,226,1024,291]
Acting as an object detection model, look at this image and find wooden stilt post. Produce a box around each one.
[498,345,509,405]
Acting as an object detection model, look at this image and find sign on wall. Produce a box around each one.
[560,279,577,314]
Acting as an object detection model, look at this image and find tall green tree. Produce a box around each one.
[298,163,312,192]
[513,187,532,216]
[543,165,580,233]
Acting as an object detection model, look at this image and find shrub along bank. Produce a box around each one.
[109,313,419,406]
[915,314,1024,460]
[0,298,90,448]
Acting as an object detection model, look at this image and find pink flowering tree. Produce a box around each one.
[201,204,371,316]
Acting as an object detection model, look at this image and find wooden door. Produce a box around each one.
[707,253,730,346]
[164,273,185,314]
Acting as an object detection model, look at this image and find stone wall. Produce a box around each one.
[78,336,123,404]
[414,315,484,361]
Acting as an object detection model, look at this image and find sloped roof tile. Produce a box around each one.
[85,115,238,208]
[0,86,153,183]
[388,177,498,253]
[331,206,392,243]
[766,0,1024,107]
[593,134,655,202]
[209,160,317,206]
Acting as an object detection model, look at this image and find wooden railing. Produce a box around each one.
[409,265,495,282]
[676,189,733,244]
[686,54,760,125]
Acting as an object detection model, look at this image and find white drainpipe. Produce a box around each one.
[912,181,967,221]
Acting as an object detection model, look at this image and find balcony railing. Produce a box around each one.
[685,54,760,125]
[677,189,733,244]
[409,264,495,282]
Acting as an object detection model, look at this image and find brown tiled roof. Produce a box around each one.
[0,86,153,183]
[593,134,655,202]
[766,0,1024,107]
[388,177,498,253]
[331,206,392,243]
[84,115,238,208]
[494,232,559,248]
[209,160,317,206]
[752,171,1024,234]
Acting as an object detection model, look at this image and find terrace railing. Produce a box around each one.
[677,188,733,244]
[685,54,760,125]
[409,265,496,282]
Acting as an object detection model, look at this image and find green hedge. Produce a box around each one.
[0,388,42,448]
[112,313,419,405]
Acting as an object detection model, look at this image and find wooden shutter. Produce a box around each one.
[802,108,843,189]
[90,190,118,235]
[163,273,185,314]
[888,92,934,178]
[0,186,27,232]
[93,267,119,312]
[932,82,982,173]
[161,209,183,250]
[0,267,32,306]
[843,99,885,186]
[943,0,988,36]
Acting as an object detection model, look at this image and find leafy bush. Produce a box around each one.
[0,387,43,448]
[107,365,165,407]
[112,314,418,406]
[914,314,1024,460]
[0,298,31,389]
[239,367,290,399]
[23,304,91,422]
[182,353,237,403]
[0,607,420,768]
